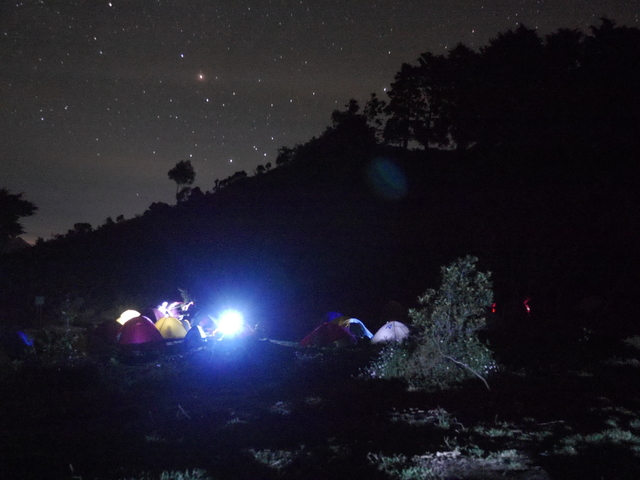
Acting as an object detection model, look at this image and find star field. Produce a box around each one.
[1,1,637,242]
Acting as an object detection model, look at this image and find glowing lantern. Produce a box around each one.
[116,309,141,325]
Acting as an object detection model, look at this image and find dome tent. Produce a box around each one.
[300,322,357,347]
[117,316,164,346]
[330,316,374,340]
[346,318,374,339]
[116,310,141,325]
[184,325,207,350]
[155,316,188,340]
[371,321,410,344]
[140,307,164,322]
[0,330,35,359]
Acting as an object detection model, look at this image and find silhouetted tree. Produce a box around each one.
[330,98,360,126]
[276,146,295,166]
[580,18,640,159]
[380,18,639,164]
[0,188,37,249]
[421,44,481,150]
[232,170,247,181]
[383,63,431,149]
[145,201,171,217]
[188,186,205,202]
[477,24,546,149]
[67,223,93,236]
[176,186,192,203]
[326,99,378,155]
[363,92,387,141]
[168,160,196,199]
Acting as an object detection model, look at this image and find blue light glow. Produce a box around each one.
[366,157,408,200]
[216,310,244,337]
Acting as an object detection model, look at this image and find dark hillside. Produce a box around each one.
[1,144,638,340]
[4,18,640,340]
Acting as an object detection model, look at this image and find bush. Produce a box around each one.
[32,327,88,362]
[368,256,496,390]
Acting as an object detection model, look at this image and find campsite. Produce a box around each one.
[2,133,640,480]
[2,126,640,480]
[1,289,640,480]
[2,19,640,479]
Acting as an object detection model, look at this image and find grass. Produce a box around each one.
[1,331,640,479]
[123,470,213,480]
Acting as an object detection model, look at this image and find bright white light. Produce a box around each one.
[157,301,171,317]
[217,310,244,336]
[116,309,140,325]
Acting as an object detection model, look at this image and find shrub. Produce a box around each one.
[123,469,212,480]
[368,256,496,390]
[32,327,88,362]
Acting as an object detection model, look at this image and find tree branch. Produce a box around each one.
[442,355,490,391]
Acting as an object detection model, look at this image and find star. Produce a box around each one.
[1,0,637,242]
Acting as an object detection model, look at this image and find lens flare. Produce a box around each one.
[217,310,244,336]
[366,158,408,200]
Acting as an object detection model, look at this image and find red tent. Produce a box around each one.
[300,322,357,347]
[117,316,164,346]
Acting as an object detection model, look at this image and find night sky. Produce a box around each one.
[2,1,637,243]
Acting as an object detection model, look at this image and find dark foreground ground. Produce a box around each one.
[1,330,640,480]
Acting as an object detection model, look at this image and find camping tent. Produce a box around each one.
[345,318,374,339]
[0,330,34,359]
[330,315,351,328]
[300,322,357,347]
[195,316,215,334]
[140,307,165,322]
[117,316,164,346]
[371,321,410,344]
[116,309,141,325]
[330,316,374,340]
[184,325,208,349]
[155,316,188,340]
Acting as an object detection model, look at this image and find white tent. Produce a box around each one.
[371,321,410,344]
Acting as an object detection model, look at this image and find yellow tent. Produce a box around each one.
[155,316,188,340]
[330,315,351,328]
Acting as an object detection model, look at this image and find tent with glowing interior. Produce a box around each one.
[371,321,410,344]
[300,322,357,347]
[155,316,189,340]
[330,316,374,340]
[117,316,164,348]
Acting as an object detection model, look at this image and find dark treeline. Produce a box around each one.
[1,19,638,339]
[379,19,640,164]
[272,18,639,182]
[365,19,640,180]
